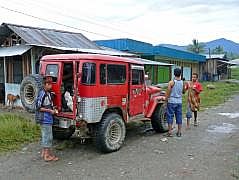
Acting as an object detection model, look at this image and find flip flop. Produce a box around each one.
[166,133,173,137]
[44,155,59,162]
[176,132,182,137]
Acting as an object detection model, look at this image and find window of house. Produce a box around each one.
[107,64,126,84]
[132,69,144,85]
[0,60,4,83]
[81,62,96,85]
[13,59,23,83]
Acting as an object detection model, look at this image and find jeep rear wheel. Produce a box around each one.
[151,103,168,133]
[20,75,43,113]
[95,113,126,153]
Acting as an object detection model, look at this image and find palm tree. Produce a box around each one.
[212,45,224,54]
[187,39,205,54]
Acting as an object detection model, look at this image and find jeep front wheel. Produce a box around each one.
[151,103,168,133]
[95,113,126,153]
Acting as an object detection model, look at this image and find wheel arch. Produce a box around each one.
[145,96,166,118]
[102,107,126,122]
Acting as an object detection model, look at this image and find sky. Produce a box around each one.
[0,0,238,45]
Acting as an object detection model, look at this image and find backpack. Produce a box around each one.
[35,91,53,124]
[35,94,46,124]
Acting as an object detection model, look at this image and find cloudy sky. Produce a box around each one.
[0,0,238,45]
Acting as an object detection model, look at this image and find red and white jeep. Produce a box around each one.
[20,54,168,153]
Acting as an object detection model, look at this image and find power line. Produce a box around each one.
[0,5,112,38]
[6,0,137,36]
[1,0,157,42]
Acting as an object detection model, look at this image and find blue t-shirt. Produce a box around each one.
[35,89,53,124]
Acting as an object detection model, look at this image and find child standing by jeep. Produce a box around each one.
[35,76,59,162]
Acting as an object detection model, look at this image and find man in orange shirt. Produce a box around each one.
[185,73,203,129]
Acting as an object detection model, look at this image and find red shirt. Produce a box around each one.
[185,81,203,98]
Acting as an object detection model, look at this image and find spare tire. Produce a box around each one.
[20,74,43,113]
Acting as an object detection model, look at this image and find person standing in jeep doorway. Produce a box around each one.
[165,68,184,137]
[36,76,59,162]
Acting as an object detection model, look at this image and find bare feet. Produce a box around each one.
[43,154,59,162]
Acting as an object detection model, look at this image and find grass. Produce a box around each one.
[231,67,239,80]
[182,81,239,113]
[0,114,40,153]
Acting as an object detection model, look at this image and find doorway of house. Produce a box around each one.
[0,59,5,104]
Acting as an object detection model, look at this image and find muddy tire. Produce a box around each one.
[151,103,168,133]
[20,75,43,113]
[95,113,126,153]
[53,126,75,140]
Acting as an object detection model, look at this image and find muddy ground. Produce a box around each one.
[0,95,239,180]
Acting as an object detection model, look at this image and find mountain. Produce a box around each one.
[160,38,239,55]
[204,38,239,54]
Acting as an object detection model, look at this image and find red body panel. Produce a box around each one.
[39,54,164,122]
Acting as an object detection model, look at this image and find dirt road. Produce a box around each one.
[0,95,239,180]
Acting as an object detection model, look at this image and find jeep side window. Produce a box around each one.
[45,64,58,82]
[100,64,106,84]
[81,63,96,85]
[132,69,144,85]
[107,64,126,84]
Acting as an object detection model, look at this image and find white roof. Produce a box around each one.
[132,58,173,66]
[205,54,225,59]
[0,45,32,57]
[230,59,239,65]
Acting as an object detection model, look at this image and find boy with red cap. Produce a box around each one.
[35,76,59,161]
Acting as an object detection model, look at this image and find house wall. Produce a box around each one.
[5,83,21,106]
[154,56,199,80]
[3,46,67,106]
[202,59,218,81]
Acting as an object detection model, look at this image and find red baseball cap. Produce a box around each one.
[43,76,53,83]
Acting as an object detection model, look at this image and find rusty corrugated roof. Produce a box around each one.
[1,23,101,49]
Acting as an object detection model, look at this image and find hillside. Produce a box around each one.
[160,38,239,55]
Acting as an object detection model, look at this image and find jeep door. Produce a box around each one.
[129,65,145,116]
[43,61,62,109]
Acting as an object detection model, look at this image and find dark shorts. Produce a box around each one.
[166,103,182,125]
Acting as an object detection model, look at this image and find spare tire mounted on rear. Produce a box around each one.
[20,74,43,113]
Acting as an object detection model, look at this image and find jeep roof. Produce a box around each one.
[41,54,143,65]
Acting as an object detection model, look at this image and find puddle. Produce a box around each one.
[218,113,239,119]
[207,123,238,133]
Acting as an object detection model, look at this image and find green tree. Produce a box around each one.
[212,45,224,54]
[227,52,239,60]
[187,39,205,54]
